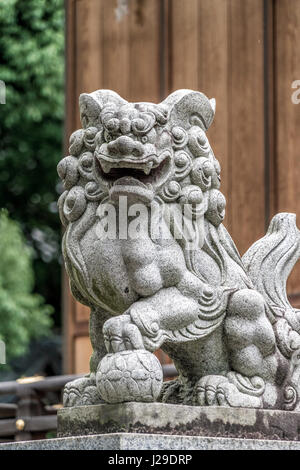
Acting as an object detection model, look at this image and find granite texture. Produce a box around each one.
[57,402,300,441]
[57,89,300,411]
[1,433,300,450]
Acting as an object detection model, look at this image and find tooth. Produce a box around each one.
[101,161,111,173]
[144,162,153,175]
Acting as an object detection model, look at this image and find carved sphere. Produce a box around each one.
[57,191,68,228]
[84,127,99,150]
[69,129,84,156]
[133,118,145,131]
[174,151,192,180]
[206,189,226,226]
[57,156,79,190]
[191,158,214,191]
[161,180,181,202]
[78,152,94,179]
[96,350,163,404]
[84,181,104,201]
[188,126,210,157]
[211,158,221,189]
[283,385,298,411]
[168,181,180,195]
[174,152,188,168]
[171,126,188,149]
[106,118,120,133]
[63,186,87,222]
[180,185,203,205]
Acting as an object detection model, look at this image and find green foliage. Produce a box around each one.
[0,0,64,322]
[0,211,53,362]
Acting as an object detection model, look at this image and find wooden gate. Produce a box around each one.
[64,0,300,374]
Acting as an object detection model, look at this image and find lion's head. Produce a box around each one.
[58,89,225,230]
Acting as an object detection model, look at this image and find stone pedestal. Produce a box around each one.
[58,402,300,442]
[1,403,300,450]
[1,433,300,450]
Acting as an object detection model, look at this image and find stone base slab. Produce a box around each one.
[1,433,300,450]
[57,402,300,441]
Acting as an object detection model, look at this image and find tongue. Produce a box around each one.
[114,176,148,188]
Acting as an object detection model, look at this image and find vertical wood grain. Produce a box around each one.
[273,0,300,299]
[74,0,104,128]
[169,0,199,91]
[128,0,161,102]
[197,0,230,224]
[228,0,266,254]
[63,0,76,374]
[102,0,130,97]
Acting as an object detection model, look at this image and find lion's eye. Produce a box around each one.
[141,136,148,144]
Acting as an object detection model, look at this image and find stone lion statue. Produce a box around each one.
[58,89,300,410]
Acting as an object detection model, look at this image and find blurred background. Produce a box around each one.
[0,0,299,440]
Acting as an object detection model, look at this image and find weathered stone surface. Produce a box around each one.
[57,402,300,441]
[57,89,300,411]
[1,433,300,450]
[97,350,163,404]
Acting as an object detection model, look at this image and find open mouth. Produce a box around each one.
[95,153,171,190]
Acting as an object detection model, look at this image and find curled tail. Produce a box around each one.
[242,213,300,359]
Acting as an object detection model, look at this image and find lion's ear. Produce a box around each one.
[79,94,101,129]
[79,90,127,129]
[162,89,215,131]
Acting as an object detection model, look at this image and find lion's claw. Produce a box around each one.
[63,375,102,407]
[103,315,145,353]
[196,374,263,408]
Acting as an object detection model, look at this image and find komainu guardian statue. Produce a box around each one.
[58,89,300,410]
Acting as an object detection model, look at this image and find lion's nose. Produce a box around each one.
[107,136,144,157]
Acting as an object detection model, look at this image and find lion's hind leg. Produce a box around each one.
[192,289,281,408]
[222,288,282,408]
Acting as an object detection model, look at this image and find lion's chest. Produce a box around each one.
[80,226,185,314]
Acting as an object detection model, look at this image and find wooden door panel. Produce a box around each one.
[274,0,300,303]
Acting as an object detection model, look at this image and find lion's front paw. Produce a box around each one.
[103,315,145,353]
[196,374,263,408]
[63,374,102,407]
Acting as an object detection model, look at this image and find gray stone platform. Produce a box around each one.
[3,403,299,450]
[57,402,300,441]
[1,433,300,450]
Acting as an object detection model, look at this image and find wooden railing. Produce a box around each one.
[0,364,177,442]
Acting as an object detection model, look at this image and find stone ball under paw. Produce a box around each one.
[96,349,163,404]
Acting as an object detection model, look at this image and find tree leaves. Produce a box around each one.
[0,0,64,320]
[0,211,52,362]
